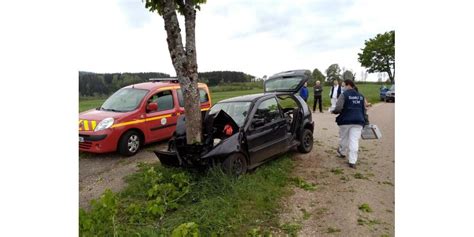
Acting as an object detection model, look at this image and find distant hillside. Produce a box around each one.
[79,71,255,97]
[79,72,170,97]
[198,71,255,86]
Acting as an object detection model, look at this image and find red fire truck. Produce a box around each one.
[79,79,211,156]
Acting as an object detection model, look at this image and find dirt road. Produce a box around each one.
[280,102,395,236]
[79,143,166,209]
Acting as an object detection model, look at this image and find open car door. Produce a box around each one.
[264,70,310,94]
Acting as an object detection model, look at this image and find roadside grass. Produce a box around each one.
[326,227,341,233]
[79,98,107,113]
[290,176,317,191]
[80,155,295,236]
[330,168,344,175]
[79,84,383,112]
[306,84,382,110]
[358,203,373,213]
[280,222,302,237]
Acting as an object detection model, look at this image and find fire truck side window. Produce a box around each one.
[177,88,209,107]
[148,90,174,112]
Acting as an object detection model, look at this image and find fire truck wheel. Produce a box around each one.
[118,130,141,156]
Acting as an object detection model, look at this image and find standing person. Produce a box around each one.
[329,79,342,112]
[299,82,309,102]
[313,80,323,113]
[332,79,367,168]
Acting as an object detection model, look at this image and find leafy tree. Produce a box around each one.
[358,30,395,83]
[145,0,207,144]
[312,68,326,84]
[198,71,254,86]
[342,70,355,80]
[325,64,341,83]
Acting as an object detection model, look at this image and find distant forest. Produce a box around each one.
[79,71,255,97]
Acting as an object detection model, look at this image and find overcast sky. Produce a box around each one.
[77,0,395,81]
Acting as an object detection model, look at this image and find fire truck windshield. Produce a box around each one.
[100,88,149,112]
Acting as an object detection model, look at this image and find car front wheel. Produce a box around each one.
[118,130,141,156]
[298,129,313,153]
[222,153,247,176]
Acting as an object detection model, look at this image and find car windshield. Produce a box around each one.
[101,88,149,112]
[209,102,251,127]
[265,76,303,92]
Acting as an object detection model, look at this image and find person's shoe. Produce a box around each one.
[336,148,345,158]
[349,163,356,169]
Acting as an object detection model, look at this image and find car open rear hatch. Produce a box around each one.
[264,70,310,93]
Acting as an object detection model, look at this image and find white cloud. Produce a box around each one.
[77,0,395,81]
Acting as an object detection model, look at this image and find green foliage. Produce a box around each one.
[325,64,342,83]
[171,222,200,237]
[290,176,317,191]
[358,30,395,83]
[357,217,381,226]
[342,70,355,80]
[330,168,344,175]
[280,222,302,236]
[358,203,373,213]
[145,0,207,15]
[79,71,170,97]
[311,68,326,85]
[354,172,368,179]
[199,71,255,86]
[301,208,312,220]
[79,189,118,237]
[79,157,294,236]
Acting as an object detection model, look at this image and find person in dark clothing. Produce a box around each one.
[332,79,367,169]
[313,80,323,113]
[299,82,309,102]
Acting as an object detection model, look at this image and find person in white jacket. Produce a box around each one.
[329,79,341,112]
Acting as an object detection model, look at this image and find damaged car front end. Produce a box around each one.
[154,109,244,168]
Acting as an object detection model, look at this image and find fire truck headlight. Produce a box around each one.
[94,118,114,132]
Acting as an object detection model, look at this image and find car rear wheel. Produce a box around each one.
[222,153,247,176]
[298,129,313,153]
[118,130,141,156]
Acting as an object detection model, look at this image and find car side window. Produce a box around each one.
[177,88,209,107]
[147,90,174,113]
[254,98,282,123]
[199,89,209,103]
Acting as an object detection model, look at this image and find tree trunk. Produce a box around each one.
[392,61,395,83]
[161,0,201,144]
[386,68,394,84]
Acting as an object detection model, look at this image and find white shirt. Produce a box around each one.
[331,85,339,99]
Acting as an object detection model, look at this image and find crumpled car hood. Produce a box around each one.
[154,110,241,167]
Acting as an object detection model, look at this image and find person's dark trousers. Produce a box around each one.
[313,96,322,112]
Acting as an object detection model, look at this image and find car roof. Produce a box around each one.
[218,93,274,103]
[124,81,207,91]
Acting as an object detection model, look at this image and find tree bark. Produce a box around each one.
[182,1,201,144]
[161,0,201,144]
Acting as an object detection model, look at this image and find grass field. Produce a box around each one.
[80,156,295,236]
[79,84,382,113]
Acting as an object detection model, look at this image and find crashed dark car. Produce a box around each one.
[154,70,314,175]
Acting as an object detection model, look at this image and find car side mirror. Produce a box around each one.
[252,118,265,128]
[147,102,158,112]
